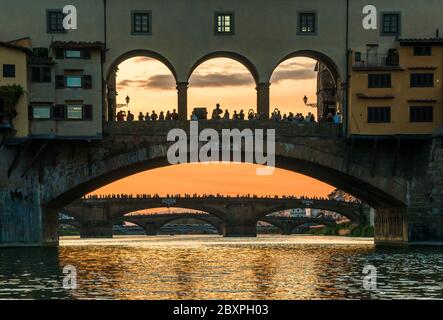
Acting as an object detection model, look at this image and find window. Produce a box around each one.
[66,76,82,88]
[0,99,4,114]
[65,50,82,58]
[368,74,391,88]
[32,67,51,82]
[368,107,391,123]
[414,46,432,56]
[32,48,49,58]
[299,12,316,34]
[32,106,51,119]
[410,106,433,122]
[67,105,83,120]
[355,52,362,62]
[382,13,400,36]
[411,73,434,87]
[3,64,15,78]
[132,11,151,35]
[47,10,66,33]
[215,13,234,35]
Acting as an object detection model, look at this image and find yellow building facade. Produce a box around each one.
[0,41,29,137]
[349,39,443,136]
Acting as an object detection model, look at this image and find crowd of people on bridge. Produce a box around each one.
[117,109,180,122]
[114,103,343,124]
[82,193,359,203]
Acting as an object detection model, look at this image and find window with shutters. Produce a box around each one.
[368,74,391,88]
[298,12,317,34]
[30,105,52,119]
[411,73,434,87]
[132,11,152,35]
[32,67,52,83]
[47,10,66,33]
[66,76,82,88]
[215,12,235,35]
[67,105,83,120]
[410,106,433,123]
[381,12,401,36]
[368,107,391,123]
[3,64,15,78]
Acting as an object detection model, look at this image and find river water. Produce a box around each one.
[0,235,442,300]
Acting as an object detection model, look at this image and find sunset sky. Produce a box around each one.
[93,57,335,199]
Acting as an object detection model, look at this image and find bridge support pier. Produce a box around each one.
[223,222,257,237]
[0,187,58,247]
[257,83,270,119]
[144,223,158,236]
[177,82,188,120]
[79,221,113,239]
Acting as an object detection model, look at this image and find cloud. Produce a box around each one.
[271,68,317,84]
[117,62,317,91]
[117,75,176,91]
[190,73,254,88]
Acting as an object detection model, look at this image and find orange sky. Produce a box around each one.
[92,163,335,198]
[93,57,334,198]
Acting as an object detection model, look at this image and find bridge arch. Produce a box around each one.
[187,51,260,86]
[269,50,341,85]
[106,49,178,83]
[46,145,406,214]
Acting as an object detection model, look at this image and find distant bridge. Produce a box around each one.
[62,195,363,238]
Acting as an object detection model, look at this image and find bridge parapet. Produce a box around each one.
[104,121,343,138]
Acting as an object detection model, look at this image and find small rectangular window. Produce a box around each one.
[410,106,433,123]
[3,64,16,78]
[299,12,316,34]
[66,76,82,88]
[413,46,432,56]
[132,11,151,35]
[32,67,52,83]
[47,10,66,33]
[215,13,234,35]
[382,13,400,36]
[32,48,49,58]
[411,73,434,87]
[32,106,52,119]
[66,105,84,120]
[368,107,391,123]
[368,74,391,88]
[65,50,82,58]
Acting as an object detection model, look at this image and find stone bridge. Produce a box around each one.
[1,121,443,246]
[62,195,356,237]
[124,214,337,237]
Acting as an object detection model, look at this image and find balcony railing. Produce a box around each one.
[353,53,400,68]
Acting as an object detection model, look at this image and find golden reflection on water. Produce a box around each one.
[58,235,375,300]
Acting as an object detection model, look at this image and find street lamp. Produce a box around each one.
[303,95,308,105]
[125,95,130,108]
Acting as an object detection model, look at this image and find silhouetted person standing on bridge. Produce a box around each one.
[151,111,158,121]
[138,112,144,121]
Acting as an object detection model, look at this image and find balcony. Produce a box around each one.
[353,52,401,70]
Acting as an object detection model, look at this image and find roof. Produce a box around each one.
[51,41,105,50]
[0,41,31,53]
[398,38,443,46]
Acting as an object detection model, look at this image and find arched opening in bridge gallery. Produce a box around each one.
[106,52,178,122]
[188,56,258,120]
[269,52,341,122]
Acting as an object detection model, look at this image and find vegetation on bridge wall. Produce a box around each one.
[0,84,24,112]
